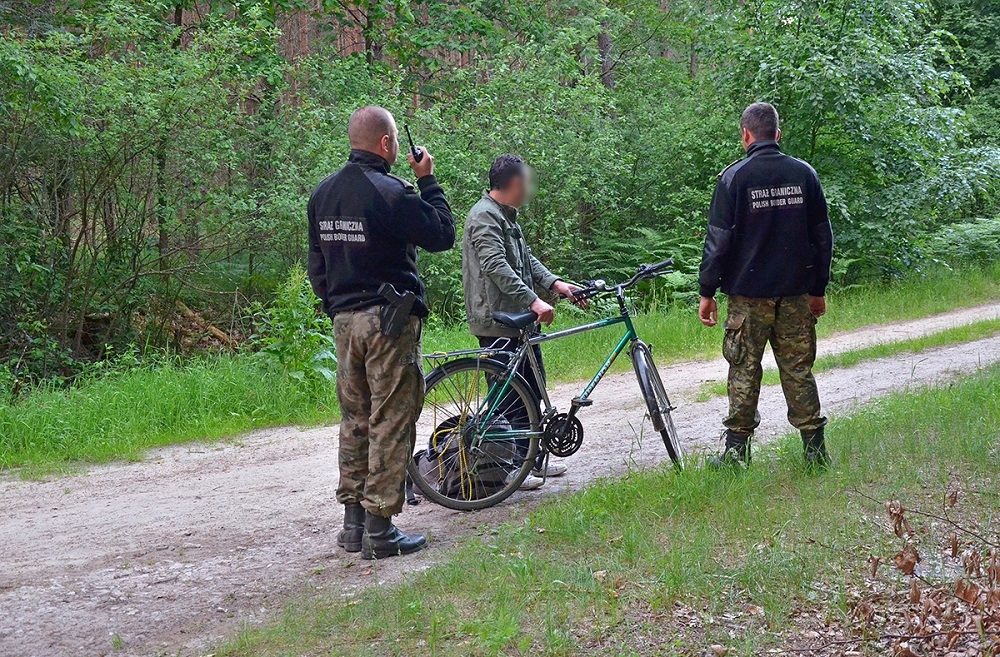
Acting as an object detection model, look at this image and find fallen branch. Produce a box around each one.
[175,301,235,348]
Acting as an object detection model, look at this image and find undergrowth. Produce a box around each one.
[2,265,999,471]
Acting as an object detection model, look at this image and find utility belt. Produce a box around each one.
[339,285,417,338]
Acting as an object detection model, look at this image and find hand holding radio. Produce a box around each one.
[404,125,423,162]
[404,126,434,179]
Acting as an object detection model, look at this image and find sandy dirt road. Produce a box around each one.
[2,302,1000,657]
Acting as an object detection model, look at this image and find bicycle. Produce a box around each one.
[406,258,684,511]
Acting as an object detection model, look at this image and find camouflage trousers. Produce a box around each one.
[722,295,826,435]
[334,310,424,518]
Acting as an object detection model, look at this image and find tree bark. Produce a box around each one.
[598,29,615,88]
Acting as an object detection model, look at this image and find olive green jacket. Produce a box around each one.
[463,193,560,337]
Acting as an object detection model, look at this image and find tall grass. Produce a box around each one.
[0,358,338,472]
[425,263,1000,382]
[219,363,1000,657]
[2,264,999,471]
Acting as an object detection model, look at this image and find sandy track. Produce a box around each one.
[2,302,1000,657]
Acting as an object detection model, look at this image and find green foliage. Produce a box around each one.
[712,0,1000,276]
[251,266,336,385]
[926,218,1000,265]
[1,0,999,380]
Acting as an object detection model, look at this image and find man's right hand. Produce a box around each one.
[530,297,555,326]
[698,296,718,327]
[809,295,826,318]
[408,147,434,179]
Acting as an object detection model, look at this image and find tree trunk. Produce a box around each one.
[689,36,698,78]
[156,5,184,271]
[598,30,615,88]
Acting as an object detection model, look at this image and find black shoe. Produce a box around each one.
[707,430,751,469]
[361,512,427,560]
[337,503,364,553]
[802,427,832,471]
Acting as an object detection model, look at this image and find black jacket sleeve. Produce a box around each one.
[306,195,329,311]
[393,175,456,253]
[698,177,736,298]
[807,173,834,297]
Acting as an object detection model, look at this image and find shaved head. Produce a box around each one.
[348,106,397,152]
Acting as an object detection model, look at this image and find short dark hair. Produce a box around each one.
[740,102,780,140]
[489,154,526,190]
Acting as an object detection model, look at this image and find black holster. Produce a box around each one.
[377,283,416,339]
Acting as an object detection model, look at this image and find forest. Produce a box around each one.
[5,3,1000,655]
[1,0,999,386]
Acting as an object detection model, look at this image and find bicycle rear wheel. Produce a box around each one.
[408,357,541,510]
[631,341,684,469]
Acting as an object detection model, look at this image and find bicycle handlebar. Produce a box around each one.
[573,258,674,301]
[628,258,674,286]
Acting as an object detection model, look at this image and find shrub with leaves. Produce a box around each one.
[925,217,1000,266]
[251,266,336,386]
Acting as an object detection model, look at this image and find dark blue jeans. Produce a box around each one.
[478,336,545,465]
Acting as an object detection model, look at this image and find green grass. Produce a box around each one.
[424,263,1000,383]
[2,264,999,472]
[218,363,1000,657]
[696,316,1000,400]
[0,357,338,473]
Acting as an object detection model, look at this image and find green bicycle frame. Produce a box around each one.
[473,301,638,426]
[527,313,636,411]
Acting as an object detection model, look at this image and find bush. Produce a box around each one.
[926,218,1000,266]
[250,266,336,385]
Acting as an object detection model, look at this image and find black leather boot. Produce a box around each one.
[361,512,426,560]
[337,503,364,553]
[802,427,832,470]
[707,430,751,469]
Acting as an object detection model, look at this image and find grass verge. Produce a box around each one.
[218,364,1000,657]
[426,263,1000,383]
[2,264,999,471]
[695,316,1000,401]
[0,358,338,473]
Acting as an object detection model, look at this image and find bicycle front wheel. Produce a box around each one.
[631,341,684,470]
[408,357,541,510]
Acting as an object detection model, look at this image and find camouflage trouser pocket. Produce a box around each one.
[398,317,423,366]
[722,313,747,366]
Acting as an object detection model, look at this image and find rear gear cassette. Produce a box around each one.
[542,413,584,457]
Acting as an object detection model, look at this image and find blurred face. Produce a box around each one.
[507,166,535,208]
[380,118,400,166]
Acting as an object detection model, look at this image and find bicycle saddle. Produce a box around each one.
[492,311,538,330]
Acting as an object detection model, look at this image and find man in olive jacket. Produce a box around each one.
[462,154,582,488]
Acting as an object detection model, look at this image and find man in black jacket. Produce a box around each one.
[698,102,834,469]
[307,106,455,559]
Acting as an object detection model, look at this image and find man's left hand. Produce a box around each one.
[552,280,588,309]
[809,295,826,318]
[408,147,434,179]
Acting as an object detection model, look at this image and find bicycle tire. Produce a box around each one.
[407,357,541,510]
[631,341,684,470]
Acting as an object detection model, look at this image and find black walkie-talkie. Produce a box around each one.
[404,125,424,163]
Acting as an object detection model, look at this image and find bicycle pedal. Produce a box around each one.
[571,397,593,407]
